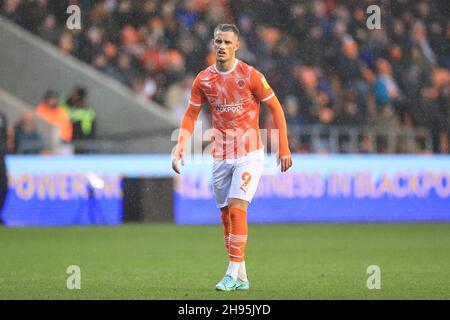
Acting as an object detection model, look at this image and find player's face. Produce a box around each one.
[213,31,240,63]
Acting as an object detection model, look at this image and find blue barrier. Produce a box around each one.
[3,154,450,226]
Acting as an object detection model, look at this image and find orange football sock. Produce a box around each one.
[228,207,248,262]
[220,207,230,250]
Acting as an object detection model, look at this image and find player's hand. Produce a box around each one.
[277,154,292,173]
[171,145,185,174]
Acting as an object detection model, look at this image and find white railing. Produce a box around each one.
[289,125,433,154]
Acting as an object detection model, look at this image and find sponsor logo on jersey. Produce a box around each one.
[261,77,270,89]
[215,103,243,113]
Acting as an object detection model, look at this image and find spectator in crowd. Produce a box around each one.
[78,26,104,64]
[335,36,372,117]
[37,14,60,44]
[60,87,96,154]
[283,95,302,153]
[437,73,450,153]
[1,0,24,25]
[373,58,406,127]
[335,99,363,127]
[58,31,76,55]
[13,110,46,154]
[410,20,437,66]
[115,53,138,87]
[416,68,449,153]
[374,58,403,109]
[35,90,73,143]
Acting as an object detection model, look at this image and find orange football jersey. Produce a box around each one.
[189,59,275,159]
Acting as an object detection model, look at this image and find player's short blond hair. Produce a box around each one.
[213,24,239,38]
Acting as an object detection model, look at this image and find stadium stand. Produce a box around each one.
[0,14,178,154]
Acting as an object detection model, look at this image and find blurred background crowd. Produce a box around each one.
[1,0,449,154]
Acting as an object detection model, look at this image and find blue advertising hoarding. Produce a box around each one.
[175,155,450,224]
[3,154,450,226]
[3,155,172,226]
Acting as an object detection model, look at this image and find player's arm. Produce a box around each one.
[250,69,292,172]
[171,75,205,174]
[263,95,292,172]
[172,106,201,174]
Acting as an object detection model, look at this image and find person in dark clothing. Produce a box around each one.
[0,111,9,225]
[60,87,96,154]
[14,111,46,154]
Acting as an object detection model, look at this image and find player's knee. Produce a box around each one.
[228,198,248,211]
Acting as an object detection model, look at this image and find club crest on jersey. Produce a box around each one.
[237,80,245,89]
[261,77,270,89]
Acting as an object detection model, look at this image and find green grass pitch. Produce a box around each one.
[1,223,449,299]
